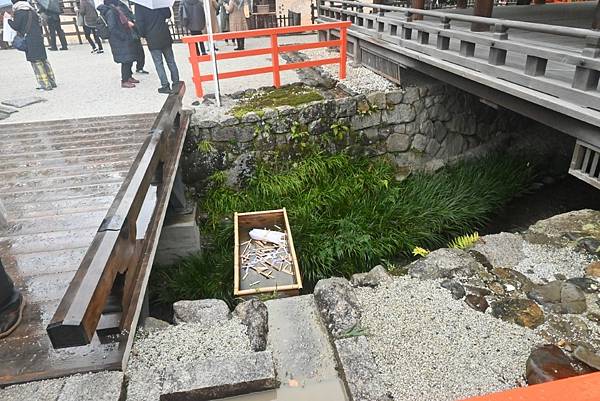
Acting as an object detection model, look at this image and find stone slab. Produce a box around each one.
[155,207,201,266]
[172,299,230,326]
[2,97,47,108]
[57,371,124,401]
[0,105,18,114]
[159,351,278,401]
[0,377,66,401]
[334,336,391,401]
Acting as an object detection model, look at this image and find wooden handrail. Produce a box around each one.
[319,0,600,39]
[47,83,189,348]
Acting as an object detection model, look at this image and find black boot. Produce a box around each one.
[234,38,245,51]
[0,293,25,339]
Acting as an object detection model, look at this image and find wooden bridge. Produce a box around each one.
[0,84,190,386]
[316,1,600,189]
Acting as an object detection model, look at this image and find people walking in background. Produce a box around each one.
[225,0,247,50]
[180,0,206,55]
[9,0,57,91]
[78,0,103,53]
[97,0,139,88]
[0,258,25,339]
[116,0,148,74]
[134,4,179,94]
[217,0,231,46]
[39,0,68,51]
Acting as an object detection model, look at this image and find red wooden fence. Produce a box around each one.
[182,21,352,98]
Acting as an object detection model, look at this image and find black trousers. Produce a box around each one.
[83,25,103,51]
[121,61,133,82]
[0,259,16,313]
[190,30,206,55]
[134,39,145,70]
[236,38,245,50]
[47,14,67,50]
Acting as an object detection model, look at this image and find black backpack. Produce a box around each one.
[96,14,110,39]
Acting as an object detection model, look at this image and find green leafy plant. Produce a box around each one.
[197,140,215,153]
[329,122,350,142]
[341,324,369,338]
[152,153,534,304]
[448,232,480,250]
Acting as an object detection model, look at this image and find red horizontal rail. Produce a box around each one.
[182,21,351,42]
[184,22,350,97]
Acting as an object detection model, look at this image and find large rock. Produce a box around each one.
[471,232,525,269]
[334,336,393,401]
[440,278,465,300]
[491,298,545,329]
[528,281,563,304]
[233,299,269,352]
[526,209,600,246]
[557,282,587,314]
[351,265,392,288]
[314,277,361,338]
[407,248,482,280]
[173,299,230,326]
[573,346,600,371]
[526,345,587,385]
[160,351,278,401]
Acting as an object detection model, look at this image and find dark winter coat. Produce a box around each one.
[97,4,137,64]
[8,8,47,62]
[179,0,205,33]
[134,4,172,51]
[79,0,98,27]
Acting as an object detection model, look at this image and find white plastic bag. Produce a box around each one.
[3,13,16,44]
[249,229,286,245]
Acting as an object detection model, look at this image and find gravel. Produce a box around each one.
[301,48,398,94]
[355,277,543,401]
[513,242,596,283]
[126,318,255,401]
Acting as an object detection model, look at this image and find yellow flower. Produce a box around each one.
[412,246,430,257]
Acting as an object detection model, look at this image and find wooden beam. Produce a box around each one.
[411,0,424,21]
[472,0,493,32]
[456,0,467,9]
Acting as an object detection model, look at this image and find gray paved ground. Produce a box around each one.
[0,35,314,124]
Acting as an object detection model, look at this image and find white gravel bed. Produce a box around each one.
[126,318,254,401]
[301,48,398,94]
[355,277,543,401]
[514,242,597,283]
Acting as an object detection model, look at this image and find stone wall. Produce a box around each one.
[181,81,529,194]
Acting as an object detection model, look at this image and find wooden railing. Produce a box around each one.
[47,83,191,348]
[317,0,600,129]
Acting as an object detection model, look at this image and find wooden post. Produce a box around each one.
[472,0,493,32]
[456,0,467,9]
[594,0,600,30]
[340,26,348,79]
[187,41,203,98]
[270,33,281,88]
[412,0,424,21]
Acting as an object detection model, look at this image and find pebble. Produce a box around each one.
[558,282,587,314]
[355,277,542,401]
[567,277,600,293]
[526,345,587,384]
[440,279,465,300]
[491,298,545,329]
[464,294,489,312]
[585,261,600,277]
[573,345,600,370]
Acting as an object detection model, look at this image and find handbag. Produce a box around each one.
[13,11,32,52]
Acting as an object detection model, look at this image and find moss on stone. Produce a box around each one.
[230,85,324,118]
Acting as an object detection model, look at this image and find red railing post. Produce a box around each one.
[187,41,204,98]
[271,33,282,88]
[339,26,348,79]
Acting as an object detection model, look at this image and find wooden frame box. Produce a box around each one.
[234,208,302,297]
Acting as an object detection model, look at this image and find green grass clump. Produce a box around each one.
[152,153,533,305]
[230,85,324,118]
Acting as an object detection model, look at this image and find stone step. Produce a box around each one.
[1,182,121,206]
[265,295,346,399]
[0,132,148,155]
[4,210,106,237]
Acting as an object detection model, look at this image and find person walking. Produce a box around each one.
[39,0,67,51]
[8,0,57,91]
[0,258,25,339]
[97,0,139,88]
[217,0,231,46]
[134,4,179,94]
[78,0,103,53]
[119,1,148,74]
[225,0,247,50]
[179,0,207,55]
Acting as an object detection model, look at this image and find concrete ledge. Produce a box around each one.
[160,351,278,401]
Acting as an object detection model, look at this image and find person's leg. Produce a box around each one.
[0,258,24,339]
[135,40,147,73]
[47,18,58,50]
[43,60,57,88]
[150,48,169,89]
[83,26,96,51]
[163,46,180,86]
[31,61,52,90]
[56,19,68,50]
[121,62,135,87]
[92,28,103,51]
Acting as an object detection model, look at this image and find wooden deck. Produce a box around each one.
[0,114,155,386]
